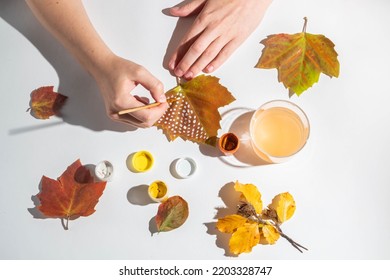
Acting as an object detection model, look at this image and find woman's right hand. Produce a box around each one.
[94,55,168,128]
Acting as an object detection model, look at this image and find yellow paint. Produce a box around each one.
[148,180,168,202]
[129,151,154,172]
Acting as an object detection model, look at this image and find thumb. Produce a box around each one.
[134,69,166,103]
[169,0,206,17]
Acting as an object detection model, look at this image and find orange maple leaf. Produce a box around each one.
[29,86,67,119]
[37,159,107,229]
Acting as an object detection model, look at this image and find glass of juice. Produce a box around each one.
[250,100,310,163]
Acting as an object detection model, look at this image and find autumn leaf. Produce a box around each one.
[234,181,263,215]
[255,18,339,96]
[155,196,189,232]
[216,214,247,233]
[268,192,296,224]
[36,159,107,229]
[155,75,235,144]
[259,224,280,245]
[229,222,260,254]
[216,181,306,255]
[29,86,68,119]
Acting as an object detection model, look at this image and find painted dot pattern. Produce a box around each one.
[156,92,209,142]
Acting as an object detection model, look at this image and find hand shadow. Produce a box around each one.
[204,182,241,257]
[1,0,135,133]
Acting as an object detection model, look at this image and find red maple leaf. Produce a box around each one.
[37,159,107,229]
[29,86,67,119]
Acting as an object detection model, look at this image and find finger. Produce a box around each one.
[132,68,166,103]
[168,34,200,72]
[173,28,217,77]
[182,36,226,79]
[203,39,240,74]
[111,101,168,128]
[131,102,169,126]
[169,0,206,17]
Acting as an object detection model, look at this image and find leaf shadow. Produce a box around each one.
[204,182,241,257]
[1,0,136,134]
[149,216,158,236]
[28,178,46,219]
[127,184,155,206]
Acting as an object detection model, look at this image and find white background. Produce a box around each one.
[1,0,390,260]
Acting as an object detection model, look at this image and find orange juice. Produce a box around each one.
[250,101,309,163]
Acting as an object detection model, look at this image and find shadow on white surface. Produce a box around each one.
[0,0,135,133]
[148,216,158,236]
[219,109,270,167]
[8,120,65,135]
[127,184,154,206]
[204,182,241,257]
[127,185,159,235]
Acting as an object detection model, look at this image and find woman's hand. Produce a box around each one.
[94,55,168,128]
[167,0,272,79]
[27,0,168,128]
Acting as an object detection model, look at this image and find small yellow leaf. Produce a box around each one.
[216,214,247,233]
[269,192,296,223]
[260,224,280,245]
[229,222,260,255]
[234,181,262,215]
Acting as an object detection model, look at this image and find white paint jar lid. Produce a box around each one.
[172,157,197,179]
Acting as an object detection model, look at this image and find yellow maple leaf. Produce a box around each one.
[229,222,260,255]
[268,192,296,224]
[234,181,262,215]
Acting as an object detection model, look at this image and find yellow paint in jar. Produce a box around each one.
[126,150,154,172]
[148,180,168,202]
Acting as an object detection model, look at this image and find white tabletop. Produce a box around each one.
[1,0,390,260]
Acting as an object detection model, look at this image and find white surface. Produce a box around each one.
[1,0,390,260]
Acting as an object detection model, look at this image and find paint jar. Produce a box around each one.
[218,133,240,155]
[148,180,169,203]
[127,150,154,172]
[172,157,197,179]
[94,160,114,181]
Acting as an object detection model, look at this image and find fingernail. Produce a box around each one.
[175,68,184,77]
[205,65,214,73]
[159,94,166,102]
[168,61,175,70]
[170,6,180,12]
[184,71,193,80]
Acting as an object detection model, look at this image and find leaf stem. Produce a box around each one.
[274,223,308,253]
[258,216,308,253]
[302,17,308,33]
